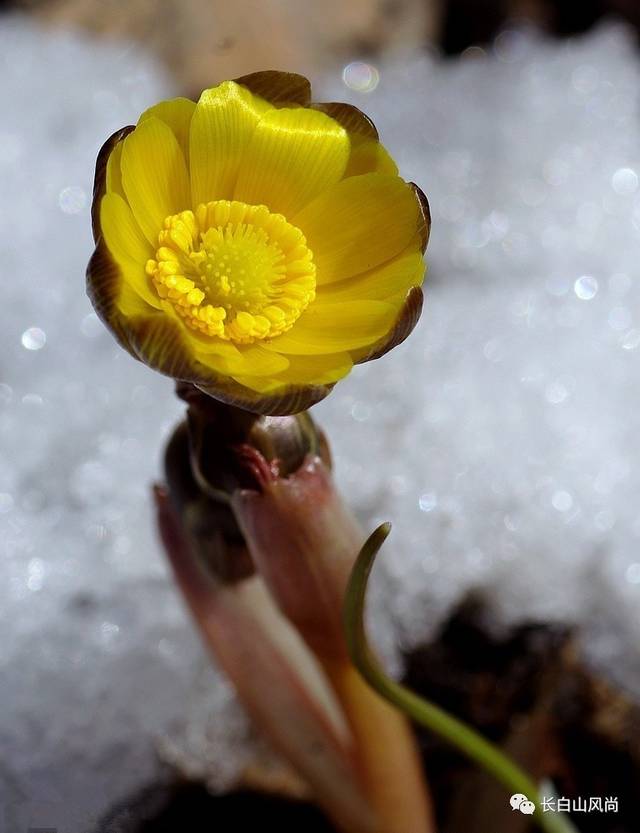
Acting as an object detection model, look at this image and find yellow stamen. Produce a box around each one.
[146,200,316,343]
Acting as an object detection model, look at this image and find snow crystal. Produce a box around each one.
[3,13,640,829]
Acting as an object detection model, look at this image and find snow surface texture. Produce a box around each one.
[2,13,640,831]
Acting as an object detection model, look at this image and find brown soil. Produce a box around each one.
[98,600,640,833]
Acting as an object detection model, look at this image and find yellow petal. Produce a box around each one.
[292,174,422,285]
[232,351,352,393]
[192,338,290,377]
[124,302,286,386]
[117,281,159,317]
[189,81,272,206]
[228,375,286,394]
[312,102,397,177]
[233,107,349,216]
[264,300,396,355]
[100,192,160,309]
[121,117,190,244]
[176,316,289,376]
[105,140,125,199]
[139,97,195,165]
[276,352,354,385]
[344,140,398,177]
[316,251,424,302]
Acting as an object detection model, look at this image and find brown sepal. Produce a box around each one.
[313,102,379,140]
[85,237,136,357]
[86,233,210,387]
[411,182,431,254]
[126,314,199,382]
[90,125,134,243]
[195,378,335,416]
[233,70,311,107]
[357,286,424,364]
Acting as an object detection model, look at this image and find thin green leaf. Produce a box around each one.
[344,524,579,833]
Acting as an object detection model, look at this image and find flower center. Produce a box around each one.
[146,200,316,344]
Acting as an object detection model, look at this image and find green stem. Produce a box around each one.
[344,523,579,833]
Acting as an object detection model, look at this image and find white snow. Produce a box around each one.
[0,17,247,832]
[316,25,640,694]
[2,14,640,830]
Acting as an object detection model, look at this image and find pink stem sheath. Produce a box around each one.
[154,484,377,833]
[232,457,436,833]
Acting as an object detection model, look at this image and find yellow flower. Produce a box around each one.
[87,71,430,414]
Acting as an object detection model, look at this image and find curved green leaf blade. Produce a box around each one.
[344,524,579,833]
